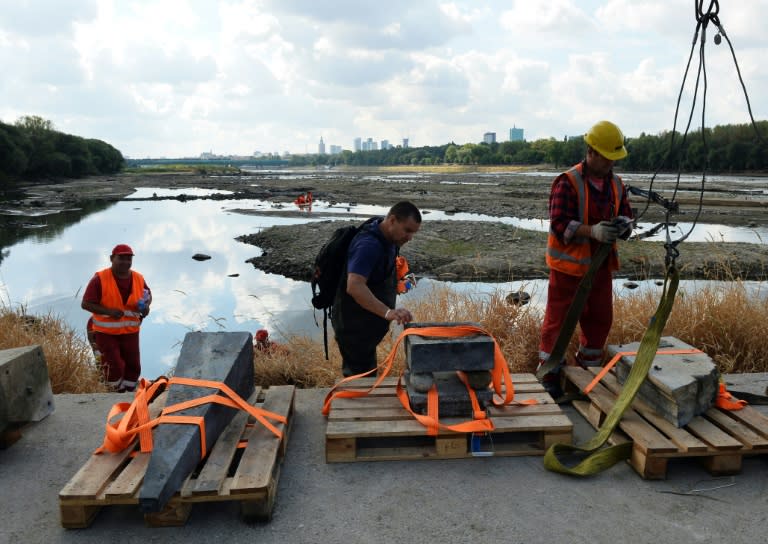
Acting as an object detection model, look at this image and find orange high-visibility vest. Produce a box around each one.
[545,163,623,277]
[91,268,145,334]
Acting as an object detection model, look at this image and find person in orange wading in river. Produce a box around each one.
[294,191,313,209]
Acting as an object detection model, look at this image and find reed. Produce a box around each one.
[610,280,768,373]
[253,284,544,387]
[0,306,106,394]
[2,279,766,394]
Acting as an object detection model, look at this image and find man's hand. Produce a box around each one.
[385,307,413,325]
[614,216,634,239]
[590,221,619,243]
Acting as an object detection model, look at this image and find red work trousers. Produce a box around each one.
[539,266,614,362]
[94,331,141,389]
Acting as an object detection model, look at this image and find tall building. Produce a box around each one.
[483,132,496,144]
[366,137,373,151]
[381,139,389,150]
[330,145,342,154]
[402,138,409,148]
[509,126,524,142]
[318,136,326,155]
[354,137,362,152]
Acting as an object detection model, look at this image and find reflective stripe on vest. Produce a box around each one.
[545,164,622,276]
[91,268,145,334]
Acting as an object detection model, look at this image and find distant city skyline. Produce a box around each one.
[189,127,524,160]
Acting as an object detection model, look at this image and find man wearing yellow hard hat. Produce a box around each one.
[538,120,634,398]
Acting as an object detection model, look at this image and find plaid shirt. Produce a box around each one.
[549,163,633,244]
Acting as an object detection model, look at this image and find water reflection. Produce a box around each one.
[0,186,766,379]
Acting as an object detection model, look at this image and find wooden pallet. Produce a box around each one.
[325,374,572,462]
[59,385,295,528]
[564,366,768,479]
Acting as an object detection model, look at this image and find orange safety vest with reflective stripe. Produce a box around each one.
[91,268,145,334]
[545,164,623,276]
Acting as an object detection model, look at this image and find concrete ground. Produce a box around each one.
[2,374,767,544]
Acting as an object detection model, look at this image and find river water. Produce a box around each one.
[1,178,766,379]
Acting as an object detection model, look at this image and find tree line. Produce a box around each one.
[0,115,124,184]
[290,121,768,172]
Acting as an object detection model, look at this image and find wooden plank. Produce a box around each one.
[705,408,768,450]
[192,389,261,496]
[686,416,746,450]
[326,438,357,462]
[103,453,150,499]
[339,373,544,392]
[571,400,631,446]
[60,392,168,502]
[564,367,678,454]
[597,370,709,453]
[726,405,768,439]
[60,504,102,529]
[59,448,135,500]
[701,454,742,475]
[143,498,192,527]
[630,447,668,480]
[230,385,294,494]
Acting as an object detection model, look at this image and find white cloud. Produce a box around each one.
[0,0,765,156]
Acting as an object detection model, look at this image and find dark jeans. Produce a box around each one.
[335,327,389,377]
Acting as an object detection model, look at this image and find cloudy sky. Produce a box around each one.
[1,0,766,158]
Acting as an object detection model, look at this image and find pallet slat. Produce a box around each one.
[231,385,295,493]
[191,389,261,496]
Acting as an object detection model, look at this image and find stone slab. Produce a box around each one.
[404,322,494,373]
[405,371,493,417]
[609,336,719,427]
[138,331,254,513]
[0,345,55,432]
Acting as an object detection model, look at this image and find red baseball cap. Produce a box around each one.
[255,329,269,341]
[111,244,134,256]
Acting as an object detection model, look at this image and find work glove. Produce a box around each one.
[590,221,619,243]
[614,216,634,240]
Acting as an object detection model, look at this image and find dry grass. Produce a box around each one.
[259,280,768,387]
[254,284,544,388]
[610,281,768,373]
[3,279,766,394]
[0,305,106,394]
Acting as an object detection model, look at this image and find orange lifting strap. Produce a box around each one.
[95,376,288,456]
[583,349,703,394]
[583,348,747,411]
[322,324,537,436]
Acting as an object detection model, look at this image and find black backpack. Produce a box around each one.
[311,217,379,359]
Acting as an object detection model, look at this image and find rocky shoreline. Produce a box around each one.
[5,168,768,281]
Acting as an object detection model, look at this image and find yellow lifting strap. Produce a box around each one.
[543,265,680,476]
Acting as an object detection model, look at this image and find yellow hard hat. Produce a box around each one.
[584,120,627,161]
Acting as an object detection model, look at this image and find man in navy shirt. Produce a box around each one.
[331,201,422,376]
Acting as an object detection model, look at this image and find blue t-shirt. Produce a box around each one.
[347,219,396,284]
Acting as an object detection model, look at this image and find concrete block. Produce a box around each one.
[139,331,255,513]
[0,345,55,428]
[404,322,494,373]
[609,336,719,427]
[405,371,493,417]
